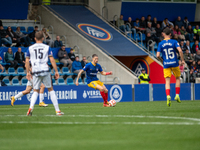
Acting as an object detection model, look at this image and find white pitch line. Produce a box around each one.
[0,121,199,125]
[1,114,200,122]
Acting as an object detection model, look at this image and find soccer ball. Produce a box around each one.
[109,100,116,107]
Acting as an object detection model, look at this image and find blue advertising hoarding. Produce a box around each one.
[0,84,133,105]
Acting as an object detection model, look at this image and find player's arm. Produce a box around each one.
[25,57,31,80]
[177,47,185,64]
[49,56,59,79]
[156,43,163,63]
[75,69,84,86]
[100,71,113,76]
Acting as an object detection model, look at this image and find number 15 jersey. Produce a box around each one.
[157,39,180,69]
[26,43,52,76]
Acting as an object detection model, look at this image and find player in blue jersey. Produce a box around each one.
[75,54,113,107]
[157,28,185,107]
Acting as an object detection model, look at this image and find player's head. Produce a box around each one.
[92,54,98,64]
[162,28,171,38]
[35,31,44,42]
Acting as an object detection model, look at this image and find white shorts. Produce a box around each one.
[33,73,52,90]
[27,79,33,88]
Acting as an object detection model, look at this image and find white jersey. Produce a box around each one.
[26,43,52,76]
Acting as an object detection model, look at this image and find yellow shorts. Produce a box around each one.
[163,66,181,78]
[88,80,104,90]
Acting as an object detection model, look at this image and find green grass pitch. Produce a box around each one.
[0,100,200,150]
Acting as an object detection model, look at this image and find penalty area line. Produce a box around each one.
[0,121,200,125]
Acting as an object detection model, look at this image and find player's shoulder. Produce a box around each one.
[96,63,101,67]
[85,62,92,67]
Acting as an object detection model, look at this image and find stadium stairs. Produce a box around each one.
[37,5,166,84]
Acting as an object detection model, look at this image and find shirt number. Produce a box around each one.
[163,48,174,60]
[34,49,43,59]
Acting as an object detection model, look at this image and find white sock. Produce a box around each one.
[14,92,24,99]
[49,90,60,112]
[29,92,39,110]
[39,93,44,103]
[176,94,179,96]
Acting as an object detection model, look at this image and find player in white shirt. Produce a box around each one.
[26,31,63,116]
[10,66,48,107]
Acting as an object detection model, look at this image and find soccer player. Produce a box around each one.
[75,54,112,107]
[157,28,185,106]
[25,31,64,116]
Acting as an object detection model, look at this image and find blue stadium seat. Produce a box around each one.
[3,79,10,86]
[17,67,25,75]
[62,67,73,75]
[84,78,87,84]
[12,79,20,86]
[20,26,26,34]
[3,26,7,30]
[190,42,194,48]
[21,78,28,86]
[58,78,65,85]
[0,69,7,75]
[52,78,57,85]
[67,78,74,85]
[8,68,16,75]
[27,26,34,34]
[11,26,17,32]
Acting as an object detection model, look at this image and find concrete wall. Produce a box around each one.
[107,1,121,21]
[195,3,200,21]
[38,5,138,85]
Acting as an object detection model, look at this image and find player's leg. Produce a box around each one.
[38,83,48,107]
[27,76,41,116]
[43,74,63,115]
[164,68,172,107]
[11,86,32,106]
[96,84,110,107]
[172,67,181,103]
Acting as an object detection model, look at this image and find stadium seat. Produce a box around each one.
[67,78,74,85]
[3,26,7,30]
[27,26,34,34]
[0,69,7,75]
[3,78,10,86]
[62,67,73,75]
[21,78,28,86]
[17,67,25,75]
[8,68,16,75]
[84,78,87,84]
[20,26,26,34]
[12,78,20,86]
[11,26,17,32]
[58,78,65,85]
[52,78,57,85]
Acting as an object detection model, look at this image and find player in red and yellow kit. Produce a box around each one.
[157,28,185,106]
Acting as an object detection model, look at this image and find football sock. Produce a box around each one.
[104,92,108,104]
[100,91,106,104]
[49,90,60,112]
[166,89,170,96]
[30,92,38,109]
[14,92,24,99]
[39,93,44,103]
[176,87,180,96]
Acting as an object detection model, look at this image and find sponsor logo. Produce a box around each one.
[83,90,101,99]
[109,85,123,102]
[48,90,77,100]
[77,23,113,41]
[130,58,150,77]
[164,61,176,65]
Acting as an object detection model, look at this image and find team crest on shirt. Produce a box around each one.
[76,23,113,41]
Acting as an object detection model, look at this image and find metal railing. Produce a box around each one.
[113,77,120,84]
[102,6,108,20]
[48,25,54,40]
[34,15,41,30]
[113,15,119,28]
[73,45,80,57]
[60,35,67,46]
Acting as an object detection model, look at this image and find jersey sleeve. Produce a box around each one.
[157,43,162,52]
[175,41,180,48]
[98,64,103,72]
[83,63,89,71]
[26,48,30,58]
[48,47,53,57]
